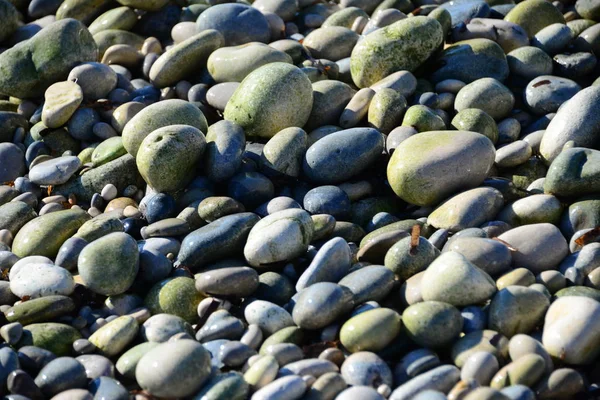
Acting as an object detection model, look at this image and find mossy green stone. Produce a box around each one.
[555,286,600,302]
[368,88,407,134]
[350,16,443,88]
[507,46,553,80]
[260,127,308,178]
[5,295,75,325]
[18,323,82,356]
[78,232,139,296]
[428,7,452,37]
[340,308,402,353]
[11,209,90,258]
[145,277,205,324]
[303,27,359,61]
[387,131,496,206]
[0,0,19,43]
[122,99,208,157]
[401,105,445,132]
[259,326,304,354]
[88,6,138,35]
[192,371,249,400]
[497,194,562,226]
[74,214,124,242]
[116,0,169,11]
[207,42,293,83]
[451,109,498,144]
[150,30,225,88]
[373,0,413,14]
[78,145,97,164]
[322,7,369,28]
[451,330,509,367]
[93,29,145,58]
[0,19,98,99]
[30,125,81,156]
[56,0,112,24]
[0,201,37,236]
[402,301,463,348]
[224,62,313,139]
[567,19,597,37]
[136,125,206,193]
[116,342,161,379]
[384,236,438,280]
[91,136,127,167]
[505,0,565,38]
[544,148,600,197]
[54,154,144,202]
[88,315,139,357]
[431,39,509,84]
[488,286,550,337]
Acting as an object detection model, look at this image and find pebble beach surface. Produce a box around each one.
[0,0,599,399]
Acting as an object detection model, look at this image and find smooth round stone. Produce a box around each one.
[488,286,550,338]
[296,237,351,291]
[136,340,212,398]
[340,308,401,353]
[197,197,244,222]
[368,88,407,134]
[88,316,139,358]
[496,268,536,290]
[220,341,256,367]
[204,120,246,182]
[76,355,114,380]
[304,27,359,62]
[504,0,565,38]
[536,368,585,399]
[303,186,350,219]
[253,272,294,306]
[532,23,573,55]
[0,202,37,237]
[455,78,514,120]
[383,235,437,280]
[461,351,499,386]
[110,102,145,134]
[90,136,126,167]
[432,38,508,84]
[451,330,509,368]
[340,352,392,388]
[17,344,57,372]
[350,16,443,88]
[542,296,600,365]
[388,131,495,207]
[88,376,128,400]
[292,282,354,330]
[508,334,553,375]
[68,62,118,101]
[303,127,384,184]
[524,76,581,115]
[402,301,463,348]
[394,349,441,386]
[490,353,546,390]
[10,263,74,299]
[243,354,279,389]
[450,18,528,53]
[539,86,600,164]
[244,300,294,335]
[41,81,83,129]
[68,108,100,141]
[451,108,498,143]
[0,19,98,99]
[390,365,460,400]
[197,3,270,46]
[338,265,394,304]
[340,88,376,129]
[224,62,312,139]
[115,342,160,379]
[495,141,532,168]
[34,357,87,398]
[428,187,504,232]
[145,277,204,323]
[136,125,206,193]
[150,30,224,88]
[77,232,138,296]
[497,223,568,273]
[421,251,496,306]
[497,194,562,226]
[142,193,177,224]
[264,342,303,366]
[400,105,445,132]
[279,358,338,378]
[29,156,81,186]
[507,46,553,80]
[544,148,600,197]
[208,43,292,84]
[560,197,600,239]
[255,197,301,217]
[196,309,244,343]
[5,295,75,326]
[122,99,208,157]
[206,82,239,112]
[88,6,138,35]
[252,375,306,400]
[260,127,307,178]
[337,386,384,400]
[443,237,511,276]
[306,81,356,132]
[244,209,313,268]
[195,266,259,298]
[0,143,25,184]
[141,313,193,343]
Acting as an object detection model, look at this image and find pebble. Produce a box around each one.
[34,357,87,398]
[28,156,82,186]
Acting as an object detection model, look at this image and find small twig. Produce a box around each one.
[410,225,421,255]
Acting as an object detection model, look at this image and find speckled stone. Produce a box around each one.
[136,125,206,193]
[488,286,549,337]
[224,63,313,139]
[455,78,514,120]
[78,232,139,296]
[18,323,82,356]
[387,131,495,206]
[34,357,87,397]
[88,7,138,35]
[0,202,37,236]
[192,371,249,400]
[122,99,208,157]
[144,277,204,323]
[296,237,351,291]
[402,301,463,348]
[504,0,565,38]
[451,109,498,143]
[5,295,75,325]
[350,17,443,88]
[197,3,270,46]
[340,308,402,353]
[260,127,308,178]
[11,209,90,258]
